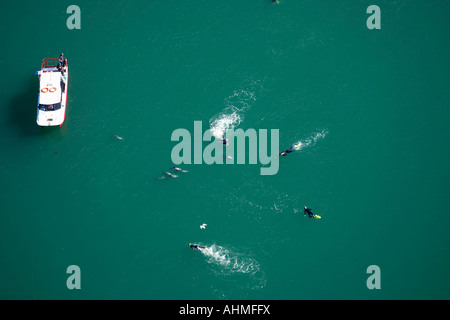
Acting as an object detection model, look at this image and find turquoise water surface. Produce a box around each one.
[0,0,449,299]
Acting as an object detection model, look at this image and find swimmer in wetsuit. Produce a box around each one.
[280,147,294,156]
[304,206,314,218]
[189,243,208,251]
[304,206,321,219]
[221,134,228,145]
[280,143,301,156]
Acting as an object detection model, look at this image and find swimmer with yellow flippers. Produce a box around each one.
[304,206,321,219]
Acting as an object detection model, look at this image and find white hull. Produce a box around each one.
[36,64,69,127]
[36,106,66,126]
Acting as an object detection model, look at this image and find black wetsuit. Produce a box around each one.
[189,244,206,251]
[304,207,314,218]
[285,148,294,154]
[280,147,294,156]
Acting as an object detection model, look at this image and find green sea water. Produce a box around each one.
[0,0,449,300]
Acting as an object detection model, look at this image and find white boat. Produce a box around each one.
[36,57,69,126]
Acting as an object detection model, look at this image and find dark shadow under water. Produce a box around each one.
[9,76,63,138]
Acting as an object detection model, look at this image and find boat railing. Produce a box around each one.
[41,58,67,70]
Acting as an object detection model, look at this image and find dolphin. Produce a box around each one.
[163,172,178,178]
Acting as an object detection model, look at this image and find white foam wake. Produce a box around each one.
[200,244,260,275]
[210,111,242,139]
[293,129,328,150]
[209,87,257,139]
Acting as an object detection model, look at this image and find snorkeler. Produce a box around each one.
[280,147,294,156]
[221,134,228,145]
[304,206,321,219]
[304,206,314,218]
[280,143,301,156]
[189,243,208,251]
